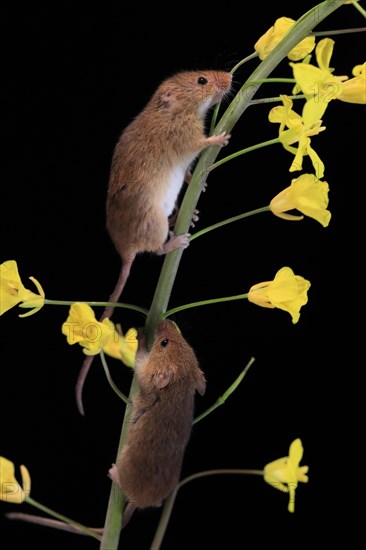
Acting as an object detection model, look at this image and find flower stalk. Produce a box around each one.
[100,2,344,548]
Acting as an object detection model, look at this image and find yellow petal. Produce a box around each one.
[306,140,325,179]
[120,327,138,367]
[264,457,289,485]
[0,457,26,504]
[339,62,366,104]
[20,464,31,497]
[352,63,364,77]
[0,261,45,317]
[315,38,335,72]
[270,174,330,227]
[267,267,311,324]
[288,35,316,62]
[288,438,303,470]
[254,17,315,61]
[302,97,329,129]
[254,17,294,60]
[103,324,138,367]
[62,302,114,354]
[0,260,26,314]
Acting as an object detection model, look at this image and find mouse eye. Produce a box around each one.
[160,338,170,347]
[197,76,208,85]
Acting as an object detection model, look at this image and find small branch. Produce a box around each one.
[150,468,264,550]
[230,51,259,74]
[250,94,306,105]
[189,207,270,242]
[193,357,255,424]
[14,497,103,541]
[164,293,248,318]
[311,25,366,36]
[44,299,148,316]
[100,350,129,404]
[6,513,103,537]
[209,138,280,171]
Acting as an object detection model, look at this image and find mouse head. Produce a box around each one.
[136,320,206,395]
[154,70,232,116]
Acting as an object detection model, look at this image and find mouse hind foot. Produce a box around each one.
[157,231,190,255]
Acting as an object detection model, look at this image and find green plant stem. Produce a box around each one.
[164,293,248,318]
[6,513,103,537]
[247,78,296,85]
[250,94,306,105]
[189,206,270,242]
[209,138,280,172]
[43,299,148,316]
[100,350,129,404]
[102,3,345,548]
[150,468,264,550]
[100,376,138,549]
[210,52,259,133]
[23,496,102,541]
[145,1,344,340]
[230,51,259,74]
[351,2,366,18]
[193,357,255,424]
[312,25,366,35]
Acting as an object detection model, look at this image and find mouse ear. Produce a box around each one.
[157,90,173,109]
[195,372,206,396]
[153,368,173,389]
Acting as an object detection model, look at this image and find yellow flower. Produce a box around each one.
[339,62,366,104]
[0,260,45,317]
[0,456,31,504]
[62,302,137,366]
[248,267,311,324]
[254,17,315,61]
[264,438,309,513]
[270,173,331,227]
[290,38,348,127]
[269,95,326,178]
[103,326,138,367]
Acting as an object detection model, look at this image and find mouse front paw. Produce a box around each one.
[206,131,231,147]
[108,463,121,488]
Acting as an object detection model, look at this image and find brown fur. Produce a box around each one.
[76,71,231,416]
[109,320,206,512]
[106,69,232,270]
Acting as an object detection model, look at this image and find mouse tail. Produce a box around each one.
[100,254,135,321]
[75,255,136,416]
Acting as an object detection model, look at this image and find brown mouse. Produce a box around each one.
[105,69,232,313]
[76,70,232,414]
[108,319,206,525]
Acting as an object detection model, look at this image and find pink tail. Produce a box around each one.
[75,257,134,415]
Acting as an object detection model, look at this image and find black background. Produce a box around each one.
[1,3,364,549]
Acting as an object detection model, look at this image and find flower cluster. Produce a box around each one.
[62,302,137,367]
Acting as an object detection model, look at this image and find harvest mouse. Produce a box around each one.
[109,319,206,526]
[76,69,231,414]
[106,69,232,313]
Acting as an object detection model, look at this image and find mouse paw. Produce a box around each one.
[206,131,231,147]
[159,231,190,254]
[108,463,121,487]
[191,210,200,227]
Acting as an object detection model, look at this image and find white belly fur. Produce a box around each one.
[162,163,188,216]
